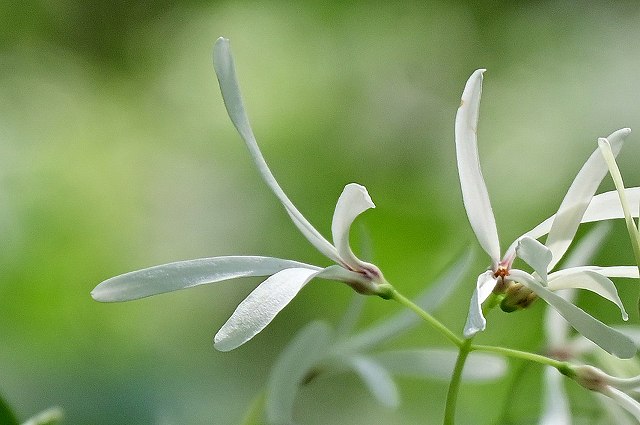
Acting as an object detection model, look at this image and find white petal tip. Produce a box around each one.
[463,329,480,339]
[344,183,375,208]
[619,127,632,135]
[463,325,483,338]
[213,335,236,352]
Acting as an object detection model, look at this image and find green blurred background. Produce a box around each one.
[2,1,640,424]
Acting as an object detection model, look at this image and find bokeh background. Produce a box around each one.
[2,1,640,424]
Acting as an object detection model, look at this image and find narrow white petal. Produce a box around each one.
[517,236,552,282]
[373,348,506,381]
[545,129,630,269]
[212,38,340,263]
[550,266,639,279]
[511,188,640,256]
[596,392,638,425]
[539,367,572,425]
[544,291,575,350]
[331,183,375,270]
[547,270,628,320]
[510,269,636,358]
[602,386,640,422]
[463,271,497,338]
[266,321,333,425]
[214,267,319,351]
[91,256,320,302]
[346,355,400,408]
[455,69,501,265]
[544,224,609,350]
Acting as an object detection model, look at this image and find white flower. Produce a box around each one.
[92,38,390,352]
[455,69,637,358]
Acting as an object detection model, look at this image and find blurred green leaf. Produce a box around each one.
[0,392,19,425]
[266,321,333,424]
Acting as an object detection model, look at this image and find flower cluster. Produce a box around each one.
[455,69,638,358]
[91,36,640,424]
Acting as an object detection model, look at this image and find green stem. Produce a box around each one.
[443,338,473,425]
[238,390,266,425]
[387,287,463,347]
[471,344,569,371]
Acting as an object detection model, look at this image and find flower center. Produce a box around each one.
[493,265,509,279]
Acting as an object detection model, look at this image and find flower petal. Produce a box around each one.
[266,321,333,425]
[212,37,340,263]
[331,183,376,270]
[463,270,497,338]
[455,69,501,266]
[550,266,639,279]
[91,256,320,302]
[373,348,506,381]
[513,188,640,253]
[544,128,630,269]
[596,392,638,425]
[547,270,628,320]
[213,267,319,351]
[345,355,400,408]
[539,367,571,425]
[543,288,576,350]
[510,269,636,358]
[517,236,552,282]
[602,386,640,422]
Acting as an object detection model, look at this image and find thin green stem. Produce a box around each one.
[443,338,473,425]
[387,288,463,347]
[471,344,569,371]
[238,390,266,425]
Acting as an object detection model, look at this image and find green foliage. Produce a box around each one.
[0,393,18,425]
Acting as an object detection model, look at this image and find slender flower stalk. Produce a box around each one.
[455,69,636,358]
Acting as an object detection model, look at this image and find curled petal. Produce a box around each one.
[91,256,320,302]
[545,128,630,269]
[516,236,552,282]
[463,270,497,338]
[510,269,636,358]
[331,183,376,270]
[212,37,340,263]
[455,69,501,266]
[547,270,628,320]
[214,267,319,351]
